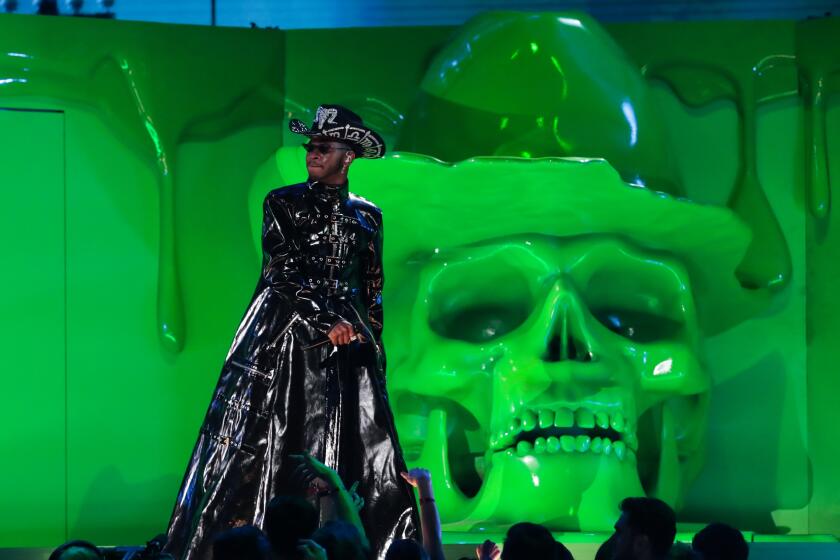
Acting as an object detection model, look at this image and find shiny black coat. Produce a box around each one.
[164,181,419,560]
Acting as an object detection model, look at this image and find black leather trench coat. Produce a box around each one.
[164,181,419,560]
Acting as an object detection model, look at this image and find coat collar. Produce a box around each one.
[307,179,349,201]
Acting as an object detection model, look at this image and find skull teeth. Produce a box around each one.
[504,435,636,461]
[491,406,637,458]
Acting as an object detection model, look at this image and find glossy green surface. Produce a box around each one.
[0,109,66,545]
[608,19,797,293]
[0,14,286,546]
[396,13,681,194]
[1,9,839,548]
[0,13,285,355]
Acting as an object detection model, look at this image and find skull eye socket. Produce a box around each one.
[427,266,533,343]
[581,256,689,343]
[431,303,530,343]
[591,308,684,342]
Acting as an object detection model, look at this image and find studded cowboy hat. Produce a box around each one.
[289,104,386,159]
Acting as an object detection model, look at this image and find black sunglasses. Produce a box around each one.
[302,142,352,155]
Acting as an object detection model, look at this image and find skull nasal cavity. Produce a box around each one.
[543,307,593,363]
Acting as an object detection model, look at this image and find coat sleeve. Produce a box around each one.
[365,215,386,365]
[261,193,343,334]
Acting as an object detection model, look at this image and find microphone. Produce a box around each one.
[302,332,366,350]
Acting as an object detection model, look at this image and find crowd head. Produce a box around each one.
[385,538,429,560]
[212,525,273,560]
[313,520,368,560]
[48,540,103,560]
[692,523,749,560]
[265,495,320,559]
[612,497,677,560]
[501,522,572,560]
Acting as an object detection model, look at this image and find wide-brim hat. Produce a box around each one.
[261,148,763,335]
[288,104,386,159]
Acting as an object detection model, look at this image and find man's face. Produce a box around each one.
[305,137,352,181]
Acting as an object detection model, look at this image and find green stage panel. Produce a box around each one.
[0,13,287,546]
[0,109,66,545]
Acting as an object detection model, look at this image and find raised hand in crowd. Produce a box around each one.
[347,480,365,512]
[297,539,329,560]
[401,468,445,560]
[475,539,501,560]
[290,453,370,551]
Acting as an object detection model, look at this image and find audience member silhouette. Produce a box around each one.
[475,521,573,560]
[611,497,676,560]
[48,540,103,560]
[596,533,617,560]
[668,542,699,560]
[692,523,748,560]
[264,495,320,560]
[505,522,571,560]
[385,538,431,560]
[212,525,272,560]
[313,520,368,560]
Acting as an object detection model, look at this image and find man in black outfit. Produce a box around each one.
[165,105,418,560]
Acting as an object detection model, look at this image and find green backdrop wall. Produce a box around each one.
[0,11,838,551]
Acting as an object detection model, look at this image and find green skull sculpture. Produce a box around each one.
[262,148,753,531]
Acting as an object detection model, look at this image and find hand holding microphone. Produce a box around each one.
[302,320,366,350]
[327,320,358,346]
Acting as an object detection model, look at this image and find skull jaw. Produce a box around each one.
[440,449,646,531]
[415,400,697,531]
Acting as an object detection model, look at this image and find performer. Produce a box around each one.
[165,105,419,560]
